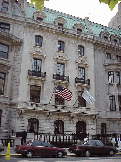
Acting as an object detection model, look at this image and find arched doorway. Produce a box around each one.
[54,120,64,134]
[76,121,87,140]
[28,118,39,133]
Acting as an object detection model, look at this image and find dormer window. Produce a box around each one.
[77,28,82,34]
[58,23,63,30]
[114,39,117,43]
[104,36,108,40]
[106,53,111,59]
[37,17,43,21]
[1,1,9,12]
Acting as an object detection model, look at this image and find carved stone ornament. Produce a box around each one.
[33,11,47,20]
[30,47,46,59]
[73,22,85,31]
[0,30,23,45]
[110,33,119,44]
[53,52,68,62]
[75,58,88,68]
[99,30,110,40]
[54,17,67,27]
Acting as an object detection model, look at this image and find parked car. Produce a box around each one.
[15,140,67,158]
[69,140,117,157]
[0,140,4,152]
[116,143,121,153]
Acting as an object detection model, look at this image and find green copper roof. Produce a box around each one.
[26,3,121,38]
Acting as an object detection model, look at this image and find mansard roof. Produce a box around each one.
[26,3,121,38]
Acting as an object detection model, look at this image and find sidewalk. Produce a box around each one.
[0,147,75,156]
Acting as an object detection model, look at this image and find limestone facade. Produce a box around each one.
[0,0,121,140]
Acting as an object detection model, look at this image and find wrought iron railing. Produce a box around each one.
[75,77,90,85]
[53,74,69,82]
[28,70,46,78]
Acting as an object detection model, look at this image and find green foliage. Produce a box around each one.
[31,0,44,12]
[99,0,121,10]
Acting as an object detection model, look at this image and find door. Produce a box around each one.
[76,121,86,140]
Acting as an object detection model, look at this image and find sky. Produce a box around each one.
[28,0,119,27]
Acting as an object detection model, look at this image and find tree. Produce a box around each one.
[100,0,121,10]
[30,0,121,12]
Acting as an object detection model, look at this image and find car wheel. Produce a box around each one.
[57,151,63,158]
[85,150,91,157]
[109,150,115,156]
[26,151,33,158]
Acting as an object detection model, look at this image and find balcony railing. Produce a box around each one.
[28,70,46,78]
[75,77,90,85]
[53,74,69,82]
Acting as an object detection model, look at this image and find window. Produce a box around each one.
[32,59,41,72]
[56,63,64,76]
[108,71,114,84]
[109,95,116,111]
[1,1,9,12]
[77,28,82,34]
[78,95,86,107]
[0,43,9,59]
[78,45,84,56]
[78,67,85,82]
[30,85,41,103]
[28,118,39,133]
[106,53,111,59]
[55,95,64,105]
[0,23,10,32]
[116,71,120,84]
[0,72,5,95]
[101,123,106,134]
[0,110,2,126]
[54,120,64,134]
[58,41,64,52]
[104,36,108,40]
[37,17,43,21]
[116,55,121,60]
[35,35,42,47]
[118,96,121,111]
[58,23,63,30]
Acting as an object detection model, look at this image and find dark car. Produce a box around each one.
[0,140,4,152]
[15,140,67,158]
[69,140,117,157]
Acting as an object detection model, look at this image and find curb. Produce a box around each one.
[0,153,76,156]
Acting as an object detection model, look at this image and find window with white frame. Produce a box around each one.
[32,59,42,72]
[108,71,114,84]
[78,67,85,82]
[56,63,64,76]
[109,95,116,111]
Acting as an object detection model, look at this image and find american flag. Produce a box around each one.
[55,85,72,101]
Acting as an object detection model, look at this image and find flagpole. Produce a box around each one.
[73,98,78,107]
[48,86,57,105]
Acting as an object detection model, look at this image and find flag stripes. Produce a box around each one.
[55,85,72,101]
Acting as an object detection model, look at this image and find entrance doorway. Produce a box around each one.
[76,121,86,140]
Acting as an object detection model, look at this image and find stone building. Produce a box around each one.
[0,0,121,141]
[108,2,121,30]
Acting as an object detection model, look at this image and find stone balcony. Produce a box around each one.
[104,59,121,66]
[53,74,69,85]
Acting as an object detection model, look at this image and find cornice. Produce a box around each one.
[0,30,23,45]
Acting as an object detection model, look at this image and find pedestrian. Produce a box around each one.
[22,130,27,144]
[111,136,116,147]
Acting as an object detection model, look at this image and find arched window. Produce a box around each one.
[28,118,39,133]
[54,120,64,134]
